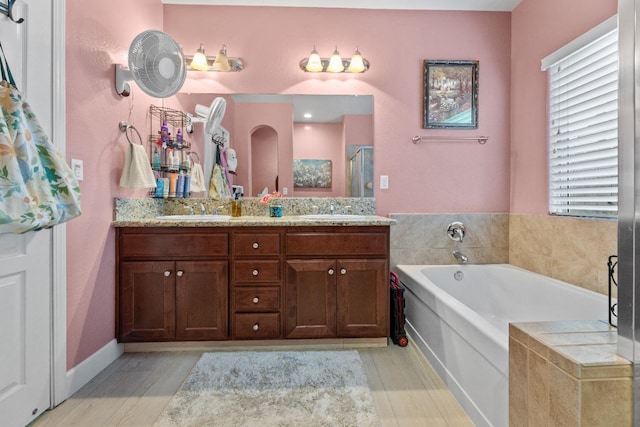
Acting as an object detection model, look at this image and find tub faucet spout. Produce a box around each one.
[452,250,468,264]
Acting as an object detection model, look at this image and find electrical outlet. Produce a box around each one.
[71,159,84,181]
[380,175,389,189]
[282,187,288,195]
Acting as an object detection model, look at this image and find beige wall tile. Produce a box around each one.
[549,364,579,426]
[509,337,529,426]
[581,378,632,426]
[527,350,550,426]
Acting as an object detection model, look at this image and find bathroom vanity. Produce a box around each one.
[114,204,392,344]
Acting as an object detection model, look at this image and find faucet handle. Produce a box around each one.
[214,205,225,215]
[183,206,194,215]
[342,205,351,215]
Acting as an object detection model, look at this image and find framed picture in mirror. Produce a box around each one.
[423,60,478,129]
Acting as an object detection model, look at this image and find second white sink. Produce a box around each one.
[299,214,367,221]
[155,215,232,221]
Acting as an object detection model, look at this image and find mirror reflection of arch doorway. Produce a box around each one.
[250,126,278,197]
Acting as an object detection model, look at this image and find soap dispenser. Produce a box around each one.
[231,192,242,217]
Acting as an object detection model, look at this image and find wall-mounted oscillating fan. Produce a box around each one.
[115,30,186,98]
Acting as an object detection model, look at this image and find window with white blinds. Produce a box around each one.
[543,20,618,217]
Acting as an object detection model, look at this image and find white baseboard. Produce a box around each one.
[66,339,124,397]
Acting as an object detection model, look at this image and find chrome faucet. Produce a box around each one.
[342,205,351,215]
[183,206,194,215]
[329,204,335,215]
[447,222,466,242]
[214,205,225,215]
[452,250,468,264]
[196,203,206,215]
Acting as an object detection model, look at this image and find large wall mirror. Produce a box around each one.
[177,93,374,198]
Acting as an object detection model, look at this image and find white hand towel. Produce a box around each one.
[119,143,157,189]
[190,162,206,192]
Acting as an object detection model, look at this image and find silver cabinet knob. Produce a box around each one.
[340,268,347,275]
[252,297,259,304]
[177,271,184,277]
[252,269,259,276]
[252,242,259,249]
[328,268,334,275]
[253,323,259,331]
[164,271,171,277]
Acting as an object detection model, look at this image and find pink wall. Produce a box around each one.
[344,114,374,148]
[251,127,279,194]
[510,0,617,214]
[293,123,345,197]
[164,6,512,215]
[65,0,164,369]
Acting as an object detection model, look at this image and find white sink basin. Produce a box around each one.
[299,214,367,221]
[155,215,232,221]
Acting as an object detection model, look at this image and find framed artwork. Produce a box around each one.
[293,159,332,188]
[423,60,479,129]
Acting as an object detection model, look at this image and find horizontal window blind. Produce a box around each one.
[546,27,618,217]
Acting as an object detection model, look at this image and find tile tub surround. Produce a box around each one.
[509,320,632,426]
[114,197,377,221]
[390,213,616,297]
[389,213,509,268]
[509,214,617,296]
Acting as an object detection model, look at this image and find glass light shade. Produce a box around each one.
[305,48,323,72]
[212,45,231,72]
[326,48,344,72]
[190,44,209,71]
[347,49,366,73]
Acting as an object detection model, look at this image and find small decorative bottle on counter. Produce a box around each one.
[231,193,242,217]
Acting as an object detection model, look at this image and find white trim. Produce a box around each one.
[541,15,618,71]
[51,0,68,406]
[66,339,124,397]
[161,0,523,12]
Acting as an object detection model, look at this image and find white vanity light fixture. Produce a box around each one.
[299,45,369,73]
[185,44,244,72]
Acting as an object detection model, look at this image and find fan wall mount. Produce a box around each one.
[115,30,186,98]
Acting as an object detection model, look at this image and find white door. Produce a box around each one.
[0,1,54,426]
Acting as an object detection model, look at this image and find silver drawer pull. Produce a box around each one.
[164,271,171,277]
[252,297,259,304]
[177,271,184,277]
[252,242,259,249]
[252,269,259,276]
[328,268,334,275]
[253,323,259,331]
[340,268,347,275]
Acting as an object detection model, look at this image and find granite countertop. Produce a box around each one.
[112,197,395,227]
[112,215,395,227]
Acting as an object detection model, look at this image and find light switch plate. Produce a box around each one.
[380,175,389,189]
[71,159,83,181]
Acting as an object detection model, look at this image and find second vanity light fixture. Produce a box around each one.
[185,44,244,72]
[299,46,369,73]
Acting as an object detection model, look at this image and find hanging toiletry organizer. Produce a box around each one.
[148,105,196,198]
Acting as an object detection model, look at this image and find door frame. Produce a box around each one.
[51,0,67,406]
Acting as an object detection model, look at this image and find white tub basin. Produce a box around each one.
[299,214,367,221]
[155,215,232,221]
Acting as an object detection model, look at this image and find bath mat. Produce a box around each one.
[153,350,380,427]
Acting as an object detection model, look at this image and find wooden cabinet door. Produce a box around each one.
[336,259,389,337]
[175,261,228,340]
[119,261,176,342]
[285,259,337,339]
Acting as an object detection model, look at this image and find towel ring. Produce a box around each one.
[118,121,143,145]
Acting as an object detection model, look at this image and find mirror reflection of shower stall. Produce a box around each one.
[347,146,374,197]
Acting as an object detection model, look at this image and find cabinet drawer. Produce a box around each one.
[233,313,281,339]
[234,287,280,311]
[120,232,228,258]
[233,260,281,282]
[233,233,281,256]
[286,232,387,256]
